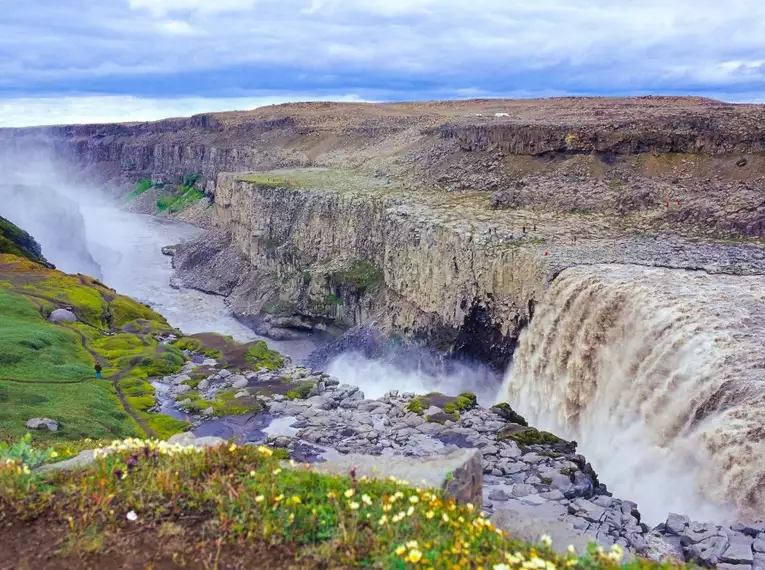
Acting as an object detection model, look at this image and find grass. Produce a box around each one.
[0,215,49,265]
[0,440,684,569]
[246,341,285,371]
[0,254,194,443]
[125,179,153,201]
[156,175,205,214]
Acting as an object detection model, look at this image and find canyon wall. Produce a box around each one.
[173,174,548,368]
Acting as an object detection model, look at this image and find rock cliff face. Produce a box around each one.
[173,173,548,368]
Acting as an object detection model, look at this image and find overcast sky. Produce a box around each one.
[2,0,765,126]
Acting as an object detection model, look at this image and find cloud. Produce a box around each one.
[2,0,765,110]
[0,94,371,127]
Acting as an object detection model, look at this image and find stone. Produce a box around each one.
[192,436,226,449]
[230,375,248,389]
[311,448,483,506]
[202,407,214,416]
[425,406,443,417]
[511,484,537,498]
[718,565,752,570]
[234,390,249,398]
[722,536,755,565]
[174,384,191,395]
[754,537,765,553]
[688,535,730,566]
[36,449,101,473]
[202,358,217,366]
[26,418,58,432]
[48,308,77,323]
[197,379,210,391]
[488,489,511,502]
[665,513,690,535]
[168,433,196,446]
[571,499,606,523]
[219,370,232,379]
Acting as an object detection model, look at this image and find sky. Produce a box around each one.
[2,0,765,126]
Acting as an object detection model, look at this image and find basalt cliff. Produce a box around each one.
[4,96,765,369]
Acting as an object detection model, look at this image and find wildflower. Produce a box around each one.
[288,513,295,524]
[395,545,406,556]
[540,535,552,548]
[361,494,372,505]
[257,445,273,457]
[327,491,336,499]
[274,494,284,502]
[344,489,355,498]
[126,510,138,522]
[272,468,282,475]
[609,544,624,562]
[566,545,576,555]
[442,513,450,523]
[392,512,405,523]
[406,540,419,549]
[383,504,392,512]
[50,451,58,458]
[229,444,237,452]
[406,549,423,564]
[255,495,265,503]
[407,506,415,516]
[348,501,360,510]
[378,515,388,525]
[466,503,474,512]
[290,495,302,505]
[425,510,435,519]
[409,495,419,504]
[494,565,511,570]
[249,470,256,477]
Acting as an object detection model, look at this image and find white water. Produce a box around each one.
[326,351,500,405]
[498,264,765,524]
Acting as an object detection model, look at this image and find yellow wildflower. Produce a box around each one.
[348,501,360,510]
[395,545,406,556]
[272,468,282,475]
[50,451,58,458]
[361,494,372,505]
[327,491,336,499]
[540,535,552,548]
[466,503,474,511]
[442,513,450,523]
[406,549,423,564]
[290,495,302,505]
[378,515,388,525]
[229,444,237,452]
[255,495,265,503]
[383,504,392,512]
[274,494,284,502]
[249,470,256,477]
[566,545,576,555]
[257,445,273,457]
[425,510,435,519]
[344,489,355,498]
[409,496,419,504]
[493,565,511,570]
[407,506,415,516]
[406,540,419,549]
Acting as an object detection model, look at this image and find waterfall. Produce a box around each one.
[497,264,765,524]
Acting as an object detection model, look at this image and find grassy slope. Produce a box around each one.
[0,442,684,570]
[0,252,189,443]
[0,215,50,266]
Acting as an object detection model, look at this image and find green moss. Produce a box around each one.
[110,297,167,329]
[426,411,460,424]
[0,216,49,265]
[284,381,315,400]
[406,397,425,415]
[491,403,529,426]
[330,260,384,295]
[246,341,284,371]
[455,392,477,411]
[497,426,562,447]
[156,177,205,214]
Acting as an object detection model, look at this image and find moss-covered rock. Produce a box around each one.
[246,341,284,371]
[491,402,528,426]
[0,216,50,266]
[497,424,562,447]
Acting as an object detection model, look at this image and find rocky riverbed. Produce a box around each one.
[150,353,765,567]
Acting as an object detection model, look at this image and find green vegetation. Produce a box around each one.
[0,215,49,265]
[330,259,384,295]
[0,439,676,569]
[156,174,205,213]
[492,402,529,426]
[0,252,189,443]
[246,341,285,371]
[236,173,304,188]
[285,380,316,400]
[497,425,563,447]
[125,179,154,201]
[406,397,425,415]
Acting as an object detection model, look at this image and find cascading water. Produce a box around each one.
[498,264,765,524]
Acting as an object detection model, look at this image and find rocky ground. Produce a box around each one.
[148,353,765,568]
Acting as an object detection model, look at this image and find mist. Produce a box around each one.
[326,351,502,404]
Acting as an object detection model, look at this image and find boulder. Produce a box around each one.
[48,309,76,324]
[26,418,58,432]
[310,448,483,506]
[230,375,248,389]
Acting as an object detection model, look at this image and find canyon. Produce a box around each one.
[3,96,765,555]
